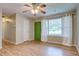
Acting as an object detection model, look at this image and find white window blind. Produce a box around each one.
[48,18,62,36]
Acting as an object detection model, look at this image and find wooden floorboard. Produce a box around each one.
[0,40,78,56]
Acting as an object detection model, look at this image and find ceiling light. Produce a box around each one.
[31,9,38,16]
[23,3,46,16]
[31,9,35,14]
[35,9,38,13]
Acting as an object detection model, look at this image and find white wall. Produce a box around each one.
[16,14,30,44]
[0,9,2,48]
[2,15,16,44]
[76,6,79,53]
[16,14,25,44]
[2,18,7,40]
[2,13,32,45]
[72,14,77,46]
[29,19,34,40]
[24,17,30,41]
[7,16,16,43]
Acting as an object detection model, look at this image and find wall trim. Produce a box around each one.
[72,43,79,53]
[41,39,47,42]
[16,39,34,44]
[75,45,79,53]
[13,40,33,45]
[4,39,16,45]
[62,43,72,47]
[16,41,24,45]
[24,39,33,42]
[0,46,2,49]
[4,39,33,45]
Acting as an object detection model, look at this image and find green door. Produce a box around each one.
[34,22,41,41]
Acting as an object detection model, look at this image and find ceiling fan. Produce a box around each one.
[23,3,46,16]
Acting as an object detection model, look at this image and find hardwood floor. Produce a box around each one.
[0,40,79,56]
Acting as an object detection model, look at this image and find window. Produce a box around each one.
[48,18,62,36]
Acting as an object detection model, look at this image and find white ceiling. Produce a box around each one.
[0,3,78,18]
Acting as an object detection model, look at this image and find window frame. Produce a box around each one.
[48,18,63,36]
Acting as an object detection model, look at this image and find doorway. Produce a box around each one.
[34,22,41,41]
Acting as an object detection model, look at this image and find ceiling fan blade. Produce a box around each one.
[23,10,29,13]
[40,10,46,14]
[41,11,46,14]
[24,4,31,7]
[32,3,36,5]
[38,7,46,14]
[40,4,46,7]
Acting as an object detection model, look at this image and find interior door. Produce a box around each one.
[34,22,41,41]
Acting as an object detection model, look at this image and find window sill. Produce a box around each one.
[48,35,63,37]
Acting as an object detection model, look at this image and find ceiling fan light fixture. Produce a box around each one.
[31,9,38,15]
[23,3,46,16]
[35,9,38,13]
[31,9,35,14]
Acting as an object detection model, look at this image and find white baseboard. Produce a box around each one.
[16,41,25,45]
[16,39,34,44]
[75,45,79,53]
[41,39,47,42]
[62,43,72,46]
[4,39,16,45]
[26,39,34,41]
[0,46,2,49]
[4,39,34,45]
[72,43,79,53]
